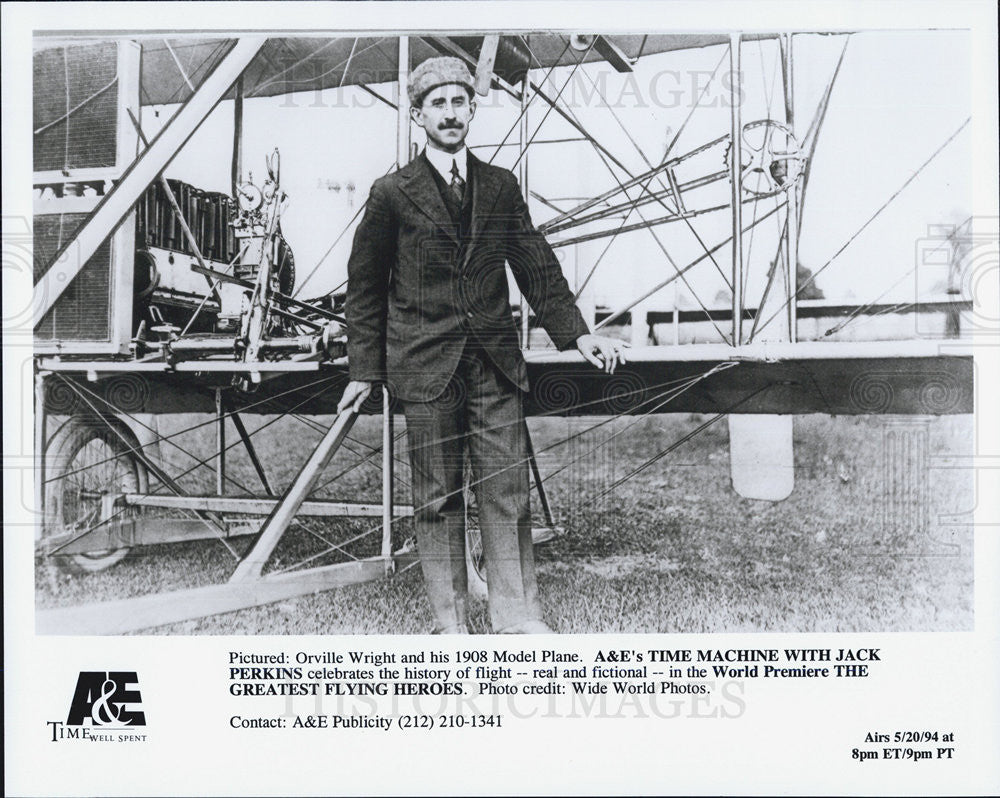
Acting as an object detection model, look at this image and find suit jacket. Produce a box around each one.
[345,150,590,402]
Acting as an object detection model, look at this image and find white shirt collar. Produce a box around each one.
[424,145,468,183]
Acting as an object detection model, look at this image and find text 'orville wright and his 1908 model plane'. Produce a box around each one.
[29,31,974,633]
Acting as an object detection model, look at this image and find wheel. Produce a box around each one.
[42,415,148,574]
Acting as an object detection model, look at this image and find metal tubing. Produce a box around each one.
[36,38,266,322]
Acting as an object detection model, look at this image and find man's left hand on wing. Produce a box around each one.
[575,334,629,374]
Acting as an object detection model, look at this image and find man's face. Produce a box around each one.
[410,83,475,153]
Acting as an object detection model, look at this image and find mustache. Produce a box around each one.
[438,120,465,130]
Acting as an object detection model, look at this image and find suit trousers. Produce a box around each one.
[402,339,541,632]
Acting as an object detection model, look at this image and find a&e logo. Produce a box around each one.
[48,671,148,743]
[67,671,146,726]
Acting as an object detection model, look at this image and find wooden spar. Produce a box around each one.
[520,73,531,348]
[730,34,794,502]
[381,36,410,572]
[783,33,799,342]
[36,553,420,636]
[229,408,358,582]
[522,338,973,364]
[124,495,413,516]
[231,75,244,196]
[593,35,634,73]
[36,514,653,634]
[35,37,266,322]
[397,36,411,167]
[49,518,255,556]
[474,35,500,96]
[672,280,680,345]
[48,496,416,556]
[381,387,394,572]
[749,39,794,345]
[729,33,744,346]
[34,370,47,533]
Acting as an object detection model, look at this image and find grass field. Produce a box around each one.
[36,412,974,635]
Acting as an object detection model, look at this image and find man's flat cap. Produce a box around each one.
[408,56,475,107]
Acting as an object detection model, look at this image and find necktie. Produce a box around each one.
[449,159,465,202]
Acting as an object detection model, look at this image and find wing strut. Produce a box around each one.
[229,408,359,582]
[729,34,745,346]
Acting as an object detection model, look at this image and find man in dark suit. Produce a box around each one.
[340,56,626,634]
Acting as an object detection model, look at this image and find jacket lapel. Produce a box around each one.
[461,152,504,269]
[399,153,460,245]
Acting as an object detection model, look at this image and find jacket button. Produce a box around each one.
[466,311,474,319]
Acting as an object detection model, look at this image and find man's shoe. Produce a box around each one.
[432,623,470,634]
[497,619,555,634]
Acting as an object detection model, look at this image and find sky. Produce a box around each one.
[152,30,972,315]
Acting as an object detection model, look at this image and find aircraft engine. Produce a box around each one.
[133,177,295,336]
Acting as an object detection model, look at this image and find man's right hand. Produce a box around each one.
[337,380,375,414]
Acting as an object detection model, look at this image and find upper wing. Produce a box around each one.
[102,33,779,105]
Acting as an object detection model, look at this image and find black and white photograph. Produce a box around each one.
[4,1,999,795]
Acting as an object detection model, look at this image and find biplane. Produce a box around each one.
[29,31,974,634]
